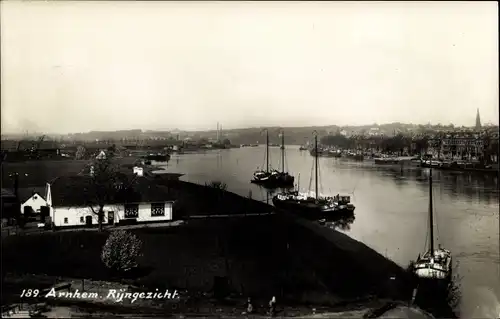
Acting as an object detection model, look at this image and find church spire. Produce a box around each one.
[475,108,482,130]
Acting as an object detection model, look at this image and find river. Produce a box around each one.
[155,145,500,318]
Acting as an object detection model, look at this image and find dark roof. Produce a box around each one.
[17,187,47,203]
[49,175,175,207]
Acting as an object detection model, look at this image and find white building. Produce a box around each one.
[46,174,175,228]
[133,166,144,176]
[19,187,47,216]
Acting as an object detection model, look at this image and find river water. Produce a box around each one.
[156,145,500,318]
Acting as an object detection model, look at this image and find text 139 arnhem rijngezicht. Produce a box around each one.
[21,288,179,303]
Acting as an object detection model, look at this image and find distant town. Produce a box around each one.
[2,109,498,144]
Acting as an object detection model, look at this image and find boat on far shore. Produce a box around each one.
[240,143,260,147]
[373,156,420,166]
[309,148,342,158]
[420,159,497,173]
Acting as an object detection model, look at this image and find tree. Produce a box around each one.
[84,150,126,231]
[206,180,228,191]
[320,134,350,148]
[107,144,117,154]
[101,230,142,273]
[75,145,86,160]
[222,138,231,145]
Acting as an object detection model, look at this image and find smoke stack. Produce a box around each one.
[46,183,52,207]
[217,122,220,141]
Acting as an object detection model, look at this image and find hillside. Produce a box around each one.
[0,123,463,146]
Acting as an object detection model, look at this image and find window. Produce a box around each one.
[80,216,84,223]
[124,203,139,218]
[64,217,68,224]
[151,203,165,217]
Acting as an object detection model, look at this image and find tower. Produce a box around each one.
[475,108,482,130]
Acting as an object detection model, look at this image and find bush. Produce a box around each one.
[101,230,142,273]
[205,180,227,191]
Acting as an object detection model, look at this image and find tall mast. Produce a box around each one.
[281,130,285,173]
[314,132,318,200]
[429,168,434,254]
[266,129,269,173]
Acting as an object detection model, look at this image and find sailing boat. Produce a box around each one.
[251,129,295,188]
[271,130,294,186]
[412,168,452,282]
[251,129,273,184]
[272,131,355,221]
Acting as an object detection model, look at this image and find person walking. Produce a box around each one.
[246,297,253,314]
[269,296,276,317]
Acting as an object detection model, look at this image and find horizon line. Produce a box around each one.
[1,121,499,137]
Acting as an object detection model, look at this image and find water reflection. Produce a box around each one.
[323,211,356,231]
[358,165,499,204]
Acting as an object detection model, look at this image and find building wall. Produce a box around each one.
[21,193,47,214]
[51,202,173,227]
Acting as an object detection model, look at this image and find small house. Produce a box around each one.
[46,175,175,227]
[96,150,107,160]
[133,166,144,176]
[18,187,47,216]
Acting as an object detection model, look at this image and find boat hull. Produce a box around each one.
[251,177,295,188]
[272,196,355,221]
[412,248,452,285]
[421,160,498,174]
[251,172,295,188]
[144,154,170,162]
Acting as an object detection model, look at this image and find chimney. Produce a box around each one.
[46,183,52,207]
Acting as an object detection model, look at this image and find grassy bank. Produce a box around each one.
[2,216,321,303]
[2,213,407,304]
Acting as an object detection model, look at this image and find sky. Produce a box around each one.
[1,1,498,134]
